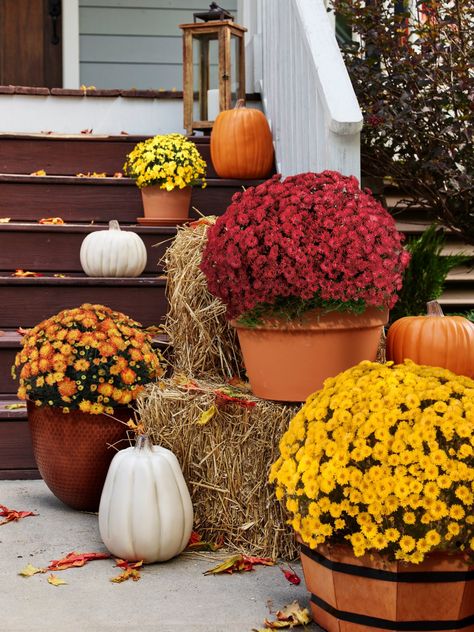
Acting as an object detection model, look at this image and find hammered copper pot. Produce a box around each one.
[27,401,131,511]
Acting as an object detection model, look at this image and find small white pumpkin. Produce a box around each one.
[98,434,193,563]
[80,220,147,277]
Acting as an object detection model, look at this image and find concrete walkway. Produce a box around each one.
[0,480,322,632]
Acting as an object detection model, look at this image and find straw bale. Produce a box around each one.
[161,217,244,379]
[137,377,300,560]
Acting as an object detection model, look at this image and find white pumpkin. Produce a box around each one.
[98,434,193,563]
[80,220,147,277]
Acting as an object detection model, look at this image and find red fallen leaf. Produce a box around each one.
[120,131,129,135]
[189,217,216,229]
[0,504,37,525]
[12,270,43,277]
[214,389,256,409]
[204,554,274,575]
[80,128,93,134]
[111,559,143,582]
[186,531,223,552]
[47,551,110,571]
[38,217,65,225]
[280,565,301,585]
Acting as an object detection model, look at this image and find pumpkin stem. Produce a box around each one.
[135,434,152,451]
[235,99,246,109]
[109,219,121,231]
[427,300,444,317]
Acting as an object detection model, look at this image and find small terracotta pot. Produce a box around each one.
[140,185,192,220]
[27,401,131,511]
[232,307,388,402]
[300,542,474,632]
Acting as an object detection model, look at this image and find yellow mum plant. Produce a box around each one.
[270,360,474,563]
[123,133,207,190]
[13,304,164,414]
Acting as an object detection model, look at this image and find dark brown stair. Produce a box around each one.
[0,396,38,480]
[0,174,258,222]
[0,222,176,273]
[0,274,167,328]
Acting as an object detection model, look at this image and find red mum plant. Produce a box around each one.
[201,171,410,322]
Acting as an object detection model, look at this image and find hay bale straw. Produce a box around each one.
[137,377,299,560]
[162,217,244,379]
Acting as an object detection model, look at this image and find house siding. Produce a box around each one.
[79,0,237,90]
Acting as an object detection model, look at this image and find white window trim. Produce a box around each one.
[62,0,80,88]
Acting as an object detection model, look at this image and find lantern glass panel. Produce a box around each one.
[230,33,241,106]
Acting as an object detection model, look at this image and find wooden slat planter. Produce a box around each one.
[0,275,167,328]
[0,222,177,273]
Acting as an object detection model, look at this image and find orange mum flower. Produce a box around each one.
[129,348,144,362]
[98,383,113,397]
[74,359,90,371]
[39,343,53,358]
[98,342,117,358]
[58,378,77,398]
[120,368,136,385]
[38,358,51,372]
[66,329,81,343]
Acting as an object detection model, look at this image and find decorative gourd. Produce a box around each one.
[210,99,274,179]
[98,434,193,563]
[386,300,474,377]
[80,220,147,277]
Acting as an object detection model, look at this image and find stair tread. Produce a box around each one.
[0,395,27,419]
[0,132,211,143]
[0,274,166,285]
[0,173,262,187]
[0,221,179,234]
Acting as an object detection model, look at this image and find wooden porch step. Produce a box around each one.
[0,174,258,222]
[0,395,38,480]
[0,133,219,178]
[0,274,167,328]
[0,222,176,273]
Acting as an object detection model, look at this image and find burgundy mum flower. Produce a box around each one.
[200,171,410,320]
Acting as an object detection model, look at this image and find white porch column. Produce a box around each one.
[62,0,80,88]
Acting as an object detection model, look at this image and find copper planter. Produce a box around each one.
[300,543,474,631]
[27,401,131,511]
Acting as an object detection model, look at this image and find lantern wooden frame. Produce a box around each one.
[180,20,246,134]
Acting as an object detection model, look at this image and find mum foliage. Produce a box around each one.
[201,171,409,321]
[270,360,474,563]
[13,304,164,414]
[123,133,206,190]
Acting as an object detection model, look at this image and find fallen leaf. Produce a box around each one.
[173,374,201,390]
[19,564,45,577]
[80,128,93,134]
[126,418,145,435]
[196,405,217,426]
[214,388,256,409]
[80,85,96,92]
[111,559,143,583]
[186,531,223,552]
[0,504,37,525]
[75,171,106,178]
[120,131,129,135]
[30,169,46,176]
[280,565,301,585]
[4,403,27,410]
[12,270,43,277]
[0,217,11,223]
[53,274,67,278]
[204,554,274,575]
[262,601,312,629]
[47,551,110,571]
[227,376,252,391]
[17,327,30,335]
[47,573,67,586]
[113,172,123,178]
[38,217,64,225]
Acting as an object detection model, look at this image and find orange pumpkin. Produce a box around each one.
[386,301,474,377]
[210,99,274,179]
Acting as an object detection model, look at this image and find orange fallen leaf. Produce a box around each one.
[53,274,67,278]
[0,217,11,223]
[47,551,110,571]
[38,217,65,225]
[113,172,123,178]
[30,169,46,176]
[111,559,143,583]
[260,601,312,629]
[47,573,67,586]
[12,270,43,277]
[186,531,223,552]
[19,564,45,577]
[214,387,256,409]
[0,504,37,525]
[204,554,274,576]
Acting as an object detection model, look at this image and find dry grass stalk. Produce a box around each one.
[161,218,244,379]
[376,327,387,364]
[137,377,300,560]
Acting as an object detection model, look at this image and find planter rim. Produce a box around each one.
[232,306,388,332]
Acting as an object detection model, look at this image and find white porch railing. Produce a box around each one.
[240,0,363,180]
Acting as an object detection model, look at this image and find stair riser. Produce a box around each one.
[0,137,218,178]
[0,419,39,477]
[0,284,167,328]
[0,347,16,393]
[0,228,171,273]
[0,180,241,221]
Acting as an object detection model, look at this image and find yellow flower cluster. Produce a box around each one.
[270,360,474,563]
[123,133,207,190]
[13,304,164,414]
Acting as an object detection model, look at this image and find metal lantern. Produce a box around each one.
[180,4,246,134]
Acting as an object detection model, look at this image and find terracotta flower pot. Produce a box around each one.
[300,543,474,632]
[232,307,388,402]
[140,185,192,221]
[27,401,131,511]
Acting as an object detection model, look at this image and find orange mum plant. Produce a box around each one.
[12,304,164,414]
